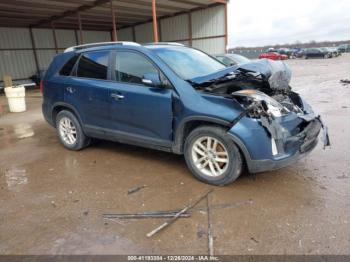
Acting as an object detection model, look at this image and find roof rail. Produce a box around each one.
[144,42,186,46]
[64,41,141,52]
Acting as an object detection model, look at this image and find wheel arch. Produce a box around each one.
[172,116,253,172]
[51,102,83,128]
[172,116,232,154]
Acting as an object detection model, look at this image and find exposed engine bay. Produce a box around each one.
[192,59,304,118]
[189,59,330,154]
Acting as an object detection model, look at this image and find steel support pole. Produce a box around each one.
[132,26,136,42]
[152,0,159,42]
[51,22,58,53]
[188,12,192,46]
[29,27,40,76]
[74,30,79,45]
[110,0,117,41]
[77,12,83,44]
[224,2,228,52]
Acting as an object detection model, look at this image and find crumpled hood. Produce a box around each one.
[190,59,292,91]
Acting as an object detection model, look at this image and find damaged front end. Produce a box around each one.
[191,59,330,173]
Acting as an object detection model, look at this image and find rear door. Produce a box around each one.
[108,50,173,145]
[64,50,112,128]
[43,54,79,121]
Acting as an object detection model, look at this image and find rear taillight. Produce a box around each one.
[40,80,44,93]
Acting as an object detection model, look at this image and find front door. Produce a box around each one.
[108,50,173,146]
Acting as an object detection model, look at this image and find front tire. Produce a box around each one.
[56,110,90,151]
[184,126,243,186]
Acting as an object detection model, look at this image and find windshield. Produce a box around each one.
[152,46,226,80]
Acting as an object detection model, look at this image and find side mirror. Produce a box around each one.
[142,72,162,87]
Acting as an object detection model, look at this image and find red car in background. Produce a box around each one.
[259,52,288,60]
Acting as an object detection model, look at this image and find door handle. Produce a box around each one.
[111,93,124,100]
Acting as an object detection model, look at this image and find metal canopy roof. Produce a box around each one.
[0,0,227,31]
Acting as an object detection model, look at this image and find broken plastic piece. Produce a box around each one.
[317,115,331,149]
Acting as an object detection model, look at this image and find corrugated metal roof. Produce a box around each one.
[0,0,227,31]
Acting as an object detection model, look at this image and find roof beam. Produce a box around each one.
[83,8,153,17]
[95,4,172,16]
[31,0,111,27]
[168,0,208,7]
[0,11,50,18]
[61,16,138,24]
[78,12,148,20]
[112,0,184,12]
[0,4,63,15]
[13,0,80,9]
[213,0,228,3]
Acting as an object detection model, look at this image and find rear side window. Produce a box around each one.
[115,51,158,85]
[77,51,109,80]
[59,55,79,76]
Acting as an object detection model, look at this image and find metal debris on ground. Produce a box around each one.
[250,237,259,243]
[103,217,126,226]
[127,185,147,195]
[102,210,190,219]
[206,192,214,256]
[146,189,213,238]
[102,198,252,221]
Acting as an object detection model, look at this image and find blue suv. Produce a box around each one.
[42,42,329,185]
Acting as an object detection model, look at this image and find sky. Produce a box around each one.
[227,0,350,48]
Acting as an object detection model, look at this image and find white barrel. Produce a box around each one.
[4,86,26,113]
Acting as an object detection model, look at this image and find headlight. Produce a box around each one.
[233,90,288,117]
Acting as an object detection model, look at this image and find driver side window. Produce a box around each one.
[115,51,158,85]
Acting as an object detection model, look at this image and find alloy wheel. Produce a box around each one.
[191,136,229,177]
[58,117,77,145]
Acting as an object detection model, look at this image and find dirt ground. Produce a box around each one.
[0,54,350,255]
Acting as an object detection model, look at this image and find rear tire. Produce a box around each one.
[56,110,90,151]
[184,126,243,186]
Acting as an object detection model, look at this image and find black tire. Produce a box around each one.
[184,126,243,186]
[55,110,90,151]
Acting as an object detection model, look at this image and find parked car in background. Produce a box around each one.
[42,42,329,186]
[320,48,334,58]
[326,47,341,57]
[278,48,293,58]
[337,44,350,53]
[303,48,331,59]
[259,52,288,60]
[215,54,251,66]
[292,48,305,58]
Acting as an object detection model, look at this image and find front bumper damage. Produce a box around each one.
[250,117,328,173]
[228,103,330,174]
[260,114,330,154]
